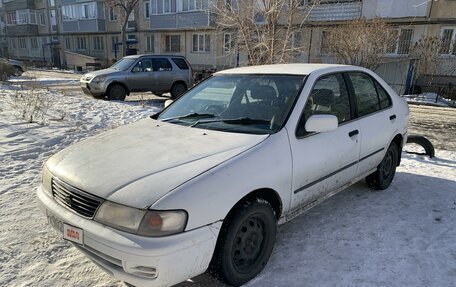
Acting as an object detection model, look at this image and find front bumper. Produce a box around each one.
[37,186,221,287]
[80,80,106,96]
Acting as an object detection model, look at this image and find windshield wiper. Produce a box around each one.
[161,112,216,122]
[191,117,270,127]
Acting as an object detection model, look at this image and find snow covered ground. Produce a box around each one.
[0,71,455,287]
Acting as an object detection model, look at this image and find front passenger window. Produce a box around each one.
[297,73,351,137]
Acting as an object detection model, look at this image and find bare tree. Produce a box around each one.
[213,0,319,65]
[410,35,441,77]
[105,0,140,57]
[324,18,397,70]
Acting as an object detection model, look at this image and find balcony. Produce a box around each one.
[307,2,362,22]
[6,24,38,36]
[4,0,35,11]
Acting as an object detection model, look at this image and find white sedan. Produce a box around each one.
[37,64,409,287]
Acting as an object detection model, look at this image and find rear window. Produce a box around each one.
[172,58,189,70]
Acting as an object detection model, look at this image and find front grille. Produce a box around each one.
[51,178,103,218]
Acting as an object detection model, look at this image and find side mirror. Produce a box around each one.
[164,99,174,108]
[305,114,338,133]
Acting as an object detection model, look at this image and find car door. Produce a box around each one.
[346,72,396,176]
[289,73,361,212]
[151,57,174,92]
[127,58,153,91]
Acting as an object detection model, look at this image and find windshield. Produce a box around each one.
[158,74,306,134]
[110,58,136,71]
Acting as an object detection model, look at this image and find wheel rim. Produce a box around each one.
[231,215,265,274]
[381,150,394,180]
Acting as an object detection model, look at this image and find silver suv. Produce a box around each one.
[80,55,194,101]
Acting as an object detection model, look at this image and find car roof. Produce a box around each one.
[215,64,353,76]
[124,54,186,59]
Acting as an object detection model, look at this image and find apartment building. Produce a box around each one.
[1,0,455,76]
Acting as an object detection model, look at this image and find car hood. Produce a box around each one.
[83,68,119,79]
[45,118,268,208]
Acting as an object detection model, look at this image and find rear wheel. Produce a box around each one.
[107,84,127,101]
[170,82,187,99]
[366,142,399,190]
[210,199,277,286]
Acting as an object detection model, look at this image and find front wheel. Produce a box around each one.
[209,199,277,286]
[107,84,127,101]
[366,142,399,190]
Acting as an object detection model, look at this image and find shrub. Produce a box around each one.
[0,60,15,81]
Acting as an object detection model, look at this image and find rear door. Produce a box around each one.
[151,57,174,92]
[289,73,361,211]
[346,72,396,176]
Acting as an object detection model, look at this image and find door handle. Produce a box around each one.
[389,114,396,120]
[349,130,359,137]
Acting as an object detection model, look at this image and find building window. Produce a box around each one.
[19,38,27,49]
[80,3,97,19]
[440,28,456,55]
[76,37,87,50]
[144,1,150,19]
[181,0,209,11]
[64,37,71,50]
[165,35,180,52]
[62,5,79,21]
[49,0,55,7]
[31,38,39,49]
[153,0,176,14]
[50,10,57,32]
[224,33,234,52]
[320,30,330,54]
[93,36,104,51]
[146,35,154,52]
[192,34,210,52]
[292,31,301,49]
[397,29,413,55]
[10,38,16,49]
[109,6,118,21]
[6,12,17,25]
[39,11,46,25]
[127,13,135,30]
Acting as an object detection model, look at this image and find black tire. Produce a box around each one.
[406,135,435,158]
[13,66,23,76]
[170,82,187,99]
[107,84,127,101]
[366,142,399,190]
[209,199,277,286]
[153,92,163,97]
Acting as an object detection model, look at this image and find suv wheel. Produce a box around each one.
[170,82,187,99]
[107,84,127,101]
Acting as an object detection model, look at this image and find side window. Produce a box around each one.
[172,58,189,70]
[348,73,381,117]
[297,73,351,137]
[132,59,152,72]
[152,58,172,71]
[375,81,392,109]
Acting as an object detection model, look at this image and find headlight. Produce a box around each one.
[41,165,52,194]
[92,76,106,83]
[94,201,187,237]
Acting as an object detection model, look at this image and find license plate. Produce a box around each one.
[47,210,84,245]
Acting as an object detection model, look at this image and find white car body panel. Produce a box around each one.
[45,118,267,208]
[37,64,409,287]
